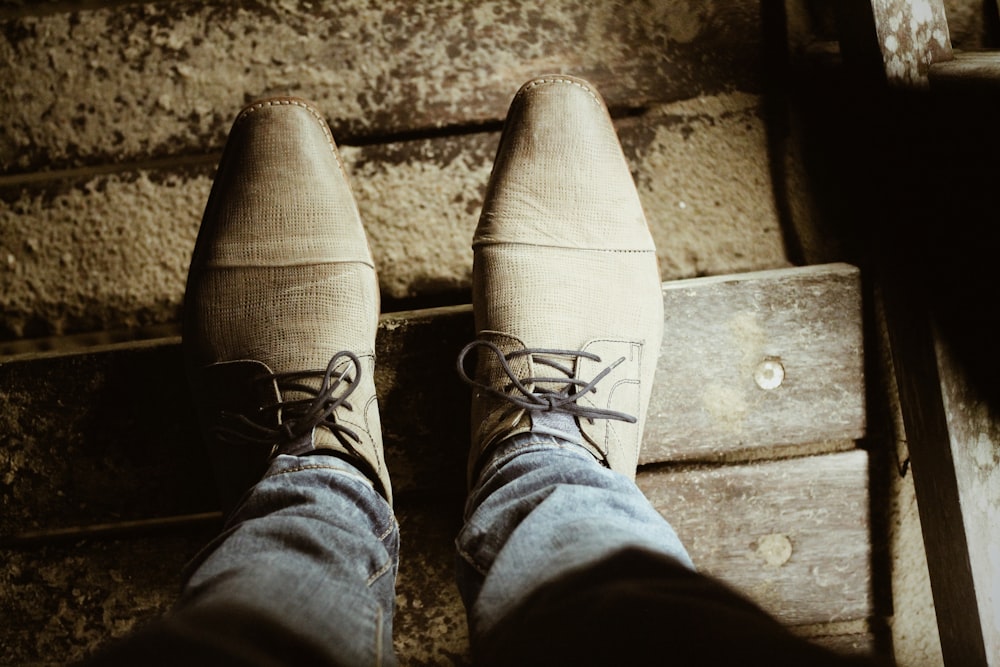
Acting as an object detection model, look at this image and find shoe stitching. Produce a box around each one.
[233,97,347,175]
[457,340,638,424]
[266,463,372,479]
[519,77,603,108]
[367,555,395,586]
[214,351,365,456]
[472,242,656,254]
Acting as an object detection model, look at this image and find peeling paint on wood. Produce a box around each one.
[870,0,953,87]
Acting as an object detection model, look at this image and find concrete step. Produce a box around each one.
[0,0,762,174]
[0,95,792,342]
[0,0,802,344]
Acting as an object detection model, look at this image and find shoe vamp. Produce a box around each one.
[473,244,663,353]
[199,192,373,266]
[187,262,379,374]
[474,176,652,251]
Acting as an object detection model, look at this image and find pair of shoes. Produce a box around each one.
[184,76,662,511]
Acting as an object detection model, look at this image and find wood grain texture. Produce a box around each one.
[639,449,872,627]
[881,283,990,666]
[935,336,1000,664]
[642,263,865,463]
[930,51,1000,90]
[1,264,861,534]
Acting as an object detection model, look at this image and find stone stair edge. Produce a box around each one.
[0,264,859,364]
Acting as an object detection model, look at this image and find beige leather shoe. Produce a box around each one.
[184,97,391,511]
[459,75,663,484]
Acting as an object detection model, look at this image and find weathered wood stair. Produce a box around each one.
[1,265,875,664]
[841,1,1000,664]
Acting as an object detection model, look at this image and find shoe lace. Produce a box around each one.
[214,351,363,454]
[456,340,637,424]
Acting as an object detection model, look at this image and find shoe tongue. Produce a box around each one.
[311,425,346,452]
[276,356,357,455]
[531,410,583,443]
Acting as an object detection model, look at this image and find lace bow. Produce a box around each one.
[456,340,637,424]
[214,351,363,454]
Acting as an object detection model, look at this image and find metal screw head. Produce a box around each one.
[754,358,784,390]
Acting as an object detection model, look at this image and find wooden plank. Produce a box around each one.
[0,95,790,341]
[868,0,953,88]
[0,305,475,537]
[880,283,990,666]
[934,336,1000,664]
[0,265,861,535]
[642,263,865,463]
[0,0,763,174]
[930,50,1000,90]
[0,488,874,665]
[638,449,872,627]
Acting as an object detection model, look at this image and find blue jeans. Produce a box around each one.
[88,431,872,666]
[456,432,693,646]
[176,454,401,665]
[139,431,691,666]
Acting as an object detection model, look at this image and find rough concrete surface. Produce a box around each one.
[0,0,760,173]
[1,533,208,665]
[0,93,790,341]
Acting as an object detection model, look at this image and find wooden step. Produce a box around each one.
[0,262,864,535]
[0,263,874,660]
[835,2,1000,661]
[929,51,1000,90]
[879,283,999,665]
[2,453,873,664]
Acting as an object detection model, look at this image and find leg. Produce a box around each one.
[456,427,692,642]
[456,76,876,666]
[92,455,397,667]
[457,432,871,666]
[88,98,396,665]
[455,73,682,650]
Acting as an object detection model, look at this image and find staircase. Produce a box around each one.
[5,1,983,664]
